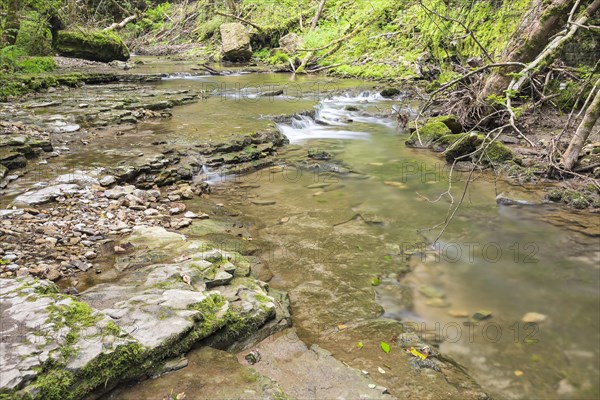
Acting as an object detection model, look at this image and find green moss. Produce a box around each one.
[72,341,144,397]
[436,133,464,146]
[481,138,514,162]
[406,121,451,146]
[443,133,513,164]
[427,114,462,134]
[30,369,74,400]
[55,29,129,63]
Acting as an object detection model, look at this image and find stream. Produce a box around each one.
[3,58,599,399]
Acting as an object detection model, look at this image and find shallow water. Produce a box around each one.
[5,58,598,399]
[201,86,599,399]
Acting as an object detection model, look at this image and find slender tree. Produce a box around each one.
[562,81,600,170]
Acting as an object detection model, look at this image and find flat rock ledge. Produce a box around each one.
[0,227,290,399]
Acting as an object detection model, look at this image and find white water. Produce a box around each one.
[276,91,401,143]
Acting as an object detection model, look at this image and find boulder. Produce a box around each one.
[278,33,303,54]
[220,23,252,62]
[55,29,130,63]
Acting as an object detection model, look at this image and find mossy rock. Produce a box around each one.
[55,29,130,63]
[427,114,462,134]
[380,87,400,98]
[406,121,451,147]
[444,133,513,164]
[0,164,7,179]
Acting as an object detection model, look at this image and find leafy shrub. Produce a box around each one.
[15,12,54,56]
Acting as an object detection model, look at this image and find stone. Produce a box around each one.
[85,251,97,260]
[279,33,304,54]
[184,211,198,219]
[52,121,81,133]
[144,208,160,216]
[427,115,463,134]
[448,310,469,318]
[0,150,27,170]
[169,202,186,215]
[425,298,450,308]
[55,29,130,62]
[206,270,233,287]
[105,185,134,199]
[55,170,99,186]
[521,312,547,324]
[99,175,117,187]
[418,285,445,299]
[220,23,252,62]
[472,310,492,321]
[249,199,276,206]
[46,269,61,280]
[172,218,193,229]
[28,101,61,108]
[380,87,400,98]
[13,184,80,206]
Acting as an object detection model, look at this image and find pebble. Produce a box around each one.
[144,208,159,216]
[472,310,492,321]
[46,270,61,281]
[4,254,18,262]
[183,211,197,219]
[448,310,469,318]
[84,251,97,260]
[7,264,19,272]
[521,312,547,324]
[99,175,116,187]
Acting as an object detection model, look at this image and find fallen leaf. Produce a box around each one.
[380,341,391,353]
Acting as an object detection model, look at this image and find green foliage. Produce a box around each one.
[15,12,54,55]
[17,56,56,73]
[0,46,55,73]
[139,2,172,32]
[267,50,289,65]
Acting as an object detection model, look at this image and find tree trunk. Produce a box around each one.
[478,0,575,102]
[562,81,600,170]
[2,0,21,46]
[311,0,327,30]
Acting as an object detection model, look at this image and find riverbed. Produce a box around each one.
[2,57,599,400]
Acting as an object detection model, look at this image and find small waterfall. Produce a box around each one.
[276,90,399,143]
[194,165,226,185]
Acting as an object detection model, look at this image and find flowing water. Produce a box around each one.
[6,58,599,399]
